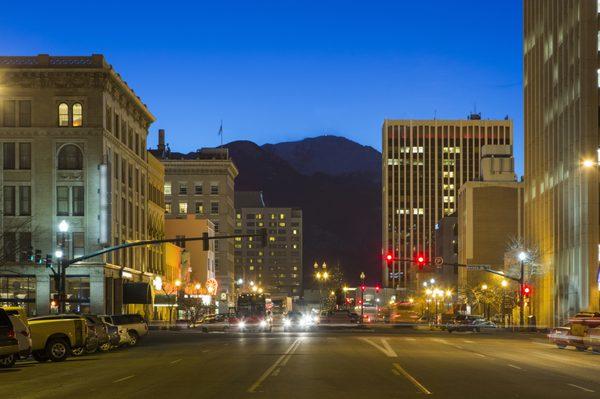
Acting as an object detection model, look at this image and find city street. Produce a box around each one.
[2,329,600,399]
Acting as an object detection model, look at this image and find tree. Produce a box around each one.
[504,237,544,280]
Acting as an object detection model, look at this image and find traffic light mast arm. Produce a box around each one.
[65,230,267,268]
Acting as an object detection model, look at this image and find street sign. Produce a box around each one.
[467,265,490,271]
[434,257,444,266]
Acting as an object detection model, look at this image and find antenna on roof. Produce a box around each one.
[433,109,437,120]
[218,120,223,146]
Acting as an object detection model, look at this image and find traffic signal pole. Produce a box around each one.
[54,229,268,312]
[519,259,525,329]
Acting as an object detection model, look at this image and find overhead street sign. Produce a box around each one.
[467,265,490,271]
[434,257,444,266]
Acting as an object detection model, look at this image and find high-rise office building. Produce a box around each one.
[524,0,599,326]
[382,117,513,293]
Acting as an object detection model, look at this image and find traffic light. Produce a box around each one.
[45,254,53,268]
[34,250,42,264]
[360,284,366,292]
[522,284,532,298]
[26,246,34,262]
[202,232,209,251]
[414,252,428,270]
[385,252,394,264]
[375,284,380,293]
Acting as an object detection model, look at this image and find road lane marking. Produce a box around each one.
[170,359,182,365]
[359,338,397,357]
[474,353,486,358]
[202,350,210,353]
[431,338,448,344]
[463,340,475,344]
[113,375,135,383]
[453,345,464,350]
[247,338,301,393]
[568,384,595,393]
[393,363,432,395]
[391,368,401,376]
[404,337,416,341]
[507,364,522,370]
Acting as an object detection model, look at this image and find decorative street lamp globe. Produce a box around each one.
[55,249,63,259]
[58,220,69,233]
[518,251,528,262]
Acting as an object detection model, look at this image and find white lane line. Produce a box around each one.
[247,338,301,393]
[404,337,416,341]
[391,368,401,376]
[431,338,448,344]
[474,353,486,358]
[453,345,464,350]
[202,350,210,353]
[463,340,475,344]
[113,375,135,383]
[507,364,522,370]
[359,337,397,357]
[567,383,595,393]
[170,359,182,365]
[393,363,432,395]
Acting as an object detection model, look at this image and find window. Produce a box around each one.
[19,100,31,127]
[213,222,219,232]
[179,202,188,214]
[58,103,69,126]
[19,186,31,216]
[3,143,15,169]
[2,232,16,261]
[19,232,32,262]
[210,201,219,215]
[195,201,204,214]
[72,103,83,127]
[292,229,298,235]
[72,186,84,216]
[179,183,187,195]
[57,186,69,216]
[19,143,31,170]
[3,186,15,216]
[105,106,112,132]
[3,100,15,127]
[57,145,83,170]
[210,183,219,195]
[195,184,203,195]
[73,232,85,258]
[0,276,36,316]
[165,202,172,214]
[164,182,172,195]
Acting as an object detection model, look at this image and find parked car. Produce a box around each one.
[548,312,600,351]
[72,315,111,356]
[102,320,130,348]
[318,310,359,325]
[199,314,230,332]
[283,311,313,331]
[28,315,88,362]
[0,308,20,368]
[446,315,486,333]
[1,307,32,359]
[100,314,148,346]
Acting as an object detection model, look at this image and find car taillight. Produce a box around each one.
[7,329,15,339]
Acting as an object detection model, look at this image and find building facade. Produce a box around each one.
[151,134,238,310]
[382,117,513,294]
[524,0,600,326]
[234,192,303,299]
[0,54,163,316]
[434,214,458,289]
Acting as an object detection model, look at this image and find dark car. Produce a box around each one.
[447,315,485,333]
[0,308,20,368]
[283,311,312,331]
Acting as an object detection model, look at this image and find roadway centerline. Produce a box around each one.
[247,338,302,393]
[392,363,432,395]
[568,383,595,393]
[113,375,135,383]
[507,364,522,370]
[170,359,182,365]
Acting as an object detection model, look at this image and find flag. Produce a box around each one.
[218,120,223,145]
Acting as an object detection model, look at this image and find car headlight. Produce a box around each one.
[260,320,267,328]
[238,321,246,329]
[283,319,291,327]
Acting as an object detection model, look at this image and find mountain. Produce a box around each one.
[262,135,380,182]
[224,136,381,287]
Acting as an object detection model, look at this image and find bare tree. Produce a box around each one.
[503,237,544,280]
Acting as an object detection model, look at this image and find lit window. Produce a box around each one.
[58,103,69,126]
[236,213,241,219]
[256,214,263,219]
[443,196,455,203]
[292,229,297,235]
[279,214,285,220]
[412,147,424,153]
[164,182,172,195]
[195,202,204,214]
[279,222,286,227]
[387,159,399,166]
[412,208,424,215]
[72,103,83,127]
[269,236,276,242]
[165,203,172,214]
[292,244,298,249]
[179,202,188,214]
[443,171,455,178]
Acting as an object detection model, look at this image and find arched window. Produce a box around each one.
[57,144,83,170]
[58,103,69,127]
[72,103,83,127]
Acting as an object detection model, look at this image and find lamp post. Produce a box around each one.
[518,251,528,329]
[359,272,366,323]
[481,283,488,319]
[314,262,329,311]
[173,279,181,326]
[57,220,69,313]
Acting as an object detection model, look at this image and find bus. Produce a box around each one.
[236,293,271,332]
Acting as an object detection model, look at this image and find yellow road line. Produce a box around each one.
[393,363,432,395]
[247,338,301,393]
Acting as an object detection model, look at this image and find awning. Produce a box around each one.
[153,294,177,305]
[123,282,152,304]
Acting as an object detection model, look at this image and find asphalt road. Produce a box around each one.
[2,329,600,399]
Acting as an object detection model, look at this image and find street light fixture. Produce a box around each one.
[58,220,69,233]
[481,284,488,291]
[501,280,508,288]
[518,251,528,262]
[582,159,596,168]
[54,249,63,259]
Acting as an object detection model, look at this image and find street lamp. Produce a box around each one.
[518,251,528,329]
[582,159,596,168]
[359,272,366,323]
[56,220,70,313]
[54,249,63,259]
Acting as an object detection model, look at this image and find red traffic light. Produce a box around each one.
[414,252,428,269]
[375,284,380,293]
[360,284,366,292]
[522,284,532,297]
[385,252,394,264]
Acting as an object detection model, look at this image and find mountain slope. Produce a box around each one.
[225,138,381,287]
[262,136,381,182]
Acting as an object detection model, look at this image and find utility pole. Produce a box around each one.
[359,272,366,323]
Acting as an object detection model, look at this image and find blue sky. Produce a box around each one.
[0,0,524,174]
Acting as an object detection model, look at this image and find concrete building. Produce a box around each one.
[234,191,303,299]
[434,214,458,289]
[150,133,238,311]
[524,1,600,326]
[164,215,215,285]
[457,145,524,297]
[382,117,513,294]
[0,54,164,316]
